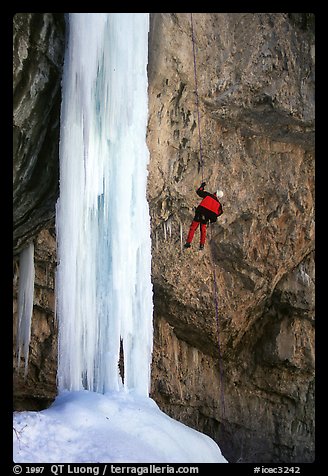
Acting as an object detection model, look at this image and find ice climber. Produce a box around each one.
[184,182,223,250]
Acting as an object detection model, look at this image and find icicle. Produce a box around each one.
[163,216,173,241]
[167,216,172,238]
[163,221,167,241]
[16,242,35,377]
[299,262,311,286]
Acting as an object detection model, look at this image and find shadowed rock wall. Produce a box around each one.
[13,13,65,254]
[13,12,64,408]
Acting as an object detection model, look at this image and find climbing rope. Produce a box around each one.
[190,13,226,419]
[190,13,204,181]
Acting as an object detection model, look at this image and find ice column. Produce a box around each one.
[56,13,152,396]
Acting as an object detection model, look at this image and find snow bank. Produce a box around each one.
[13,390,227,463]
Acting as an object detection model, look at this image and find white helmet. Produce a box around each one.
[216,189,224,198]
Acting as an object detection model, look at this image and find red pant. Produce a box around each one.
[186,220,207,245]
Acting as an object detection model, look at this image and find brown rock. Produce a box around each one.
[147,13,314,463]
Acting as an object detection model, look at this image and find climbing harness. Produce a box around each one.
[190,13,226,418]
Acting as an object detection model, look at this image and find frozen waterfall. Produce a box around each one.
[55,13,153,396]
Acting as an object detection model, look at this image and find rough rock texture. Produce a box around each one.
[13,12,64,408]
[13,13,315,463]
[147,13,314,463]
[13,13,65,255]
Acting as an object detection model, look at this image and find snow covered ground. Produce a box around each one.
[13,390,228,463]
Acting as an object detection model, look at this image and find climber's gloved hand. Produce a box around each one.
[200,182,206,188]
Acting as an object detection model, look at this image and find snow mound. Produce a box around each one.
[13,390,228,463]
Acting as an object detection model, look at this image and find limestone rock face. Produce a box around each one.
[147,13,314,463]
[13,13,65,255]
[13,12,64,410]
[13,13,315,463]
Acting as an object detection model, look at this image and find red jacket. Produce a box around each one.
[196,186,223,216]
[199,195,221,215]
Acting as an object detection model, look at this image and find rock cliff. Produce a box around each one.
[13,13,65,408]
[13,13,65,254]
[13,13,315,463]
